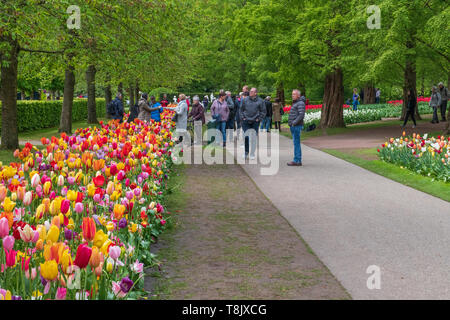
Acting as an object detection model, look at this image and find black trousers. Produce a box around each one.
[274,121,282,130]
[441,100,448,121]
[403,108,416,126]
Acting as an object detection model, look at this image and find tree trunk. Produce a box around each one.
[320,68,345,128]
[276,82,285,106]
[363,85,376,104]
[0,36,19,150]
[135,79,140,103]
[129,83,135,108]
[86,64,98,124]
[59,59,75,134]
[105,74,112,119]
[118,82,123,96]
[401,40,421,121]
[445,74,450,135]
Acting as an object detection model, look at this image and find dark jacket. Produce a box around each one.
[288,96,306,127]
[407,94,416,111]
[265,100,273,118]
[189,102,205,125]
[240,96,266,122]
[112,97,124,121]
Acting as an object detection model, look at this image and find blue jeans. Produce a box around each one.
[242,120,260,156]
[352,101,358,111]
[216,121,227,144]
[260,117,272,131]
[290,125,303,163]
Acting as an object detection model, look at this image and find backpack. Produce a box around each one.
[107,100,117,116]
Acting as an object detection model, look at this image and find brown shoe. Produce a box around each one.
[287,161,302,167]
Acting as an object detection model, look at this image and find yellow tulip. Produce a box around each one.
[67,190,77,202]
[93,230,108,248]
[35,204,46,220]
[106,261,113,273]
[60,250,72,273]
[67,218,75,230]
[100,239,112,256]
[47,225,60,243]
[3,197,16,212]
[40,260,58,281]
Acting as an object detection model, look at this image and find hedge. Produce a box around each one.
[0,98,106,132]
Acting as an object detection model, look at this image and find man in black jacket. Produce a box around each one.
[240,88,266,160]
[287,90,306,166]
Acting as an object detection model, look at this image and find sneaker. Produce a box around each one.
[249,155,256,160]
[287,161,302,167]
[240,144,245,148]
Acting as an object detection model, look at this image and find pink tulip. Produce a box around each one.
[61,187,68,197]
[74,202,84,214]
[23,191,33,206]
[31,174,40,188]
[133,188,141,197]
[0,217,9,238]
[2,235,14,251]
[93,194,101,203]
[35,185,42,195]
[55,288,67,300]
[117,170,125,181]
[108,246,121,260]
[67,177,76,185]
[61,199,70,214]
[125,191,134,200]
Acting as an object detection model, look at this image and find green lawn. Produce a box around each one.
[323,148,450,202]
[19,119,106,142]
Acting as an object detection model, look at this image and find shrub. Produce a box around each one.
[0,98,106,132]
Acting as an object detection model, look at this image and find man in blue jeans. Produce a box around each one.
[240,88,266,160]
[287,90,306,167]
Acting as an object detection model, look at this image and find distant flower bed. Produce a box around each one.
[378,133,450,182]
[387,97,431,105]
[282,104,432,127]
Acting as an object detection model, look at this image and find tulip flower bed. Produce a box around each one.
[282,103,432,128]
[378,133,450,182]
[0,111,178,300]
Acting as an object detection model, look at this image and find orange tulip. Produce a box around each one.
[82,217,96,242]
[113,204,126,220]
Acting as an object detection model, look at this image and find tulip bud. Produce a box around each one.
[89,247,101,268]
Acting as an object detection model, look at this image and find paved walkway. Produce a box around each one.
[231,133,450,299]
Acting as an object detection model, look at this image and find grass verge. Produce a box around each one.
[323,148,450,202]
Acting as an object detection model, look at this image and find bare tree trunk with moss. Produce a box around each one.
[0,35,19,150]
[276,82,285,106]
[105,74,112,119]
[401,40,421,122]
[129,83,135,108]
[59,58,75,134]
[320,68,345,128]
[86,64,98,124]
[363,85,376,104]
[135,79,140,103]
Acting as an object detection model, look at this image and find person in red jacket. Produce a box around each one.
[160,94,169,108]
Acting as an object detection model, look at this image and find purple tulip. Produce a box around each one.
[118,218,127,229]
[119,277,134,293]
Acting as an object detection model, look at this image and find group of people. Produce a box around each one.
[208,86,304,166]
[402,82,449,129]
[107,87,306,167]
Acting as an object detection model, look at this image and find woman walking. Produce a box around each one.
[402,89,417,129]
[211,92,230,147]
[429,86,442,124]
[272,98,283,132]
[166,94,189,143]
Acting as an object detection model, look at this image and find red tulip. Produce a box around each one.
[82,217,96,242]
[93,175,105,187]
[74,244,92,269]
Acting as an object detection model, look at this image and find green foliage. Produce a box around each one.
[0,99,105,133]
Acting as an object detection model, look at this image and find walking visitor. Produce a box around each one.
[429,86,442,124]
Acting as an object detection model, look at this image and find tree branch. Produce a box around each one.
[19,46,64,54]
